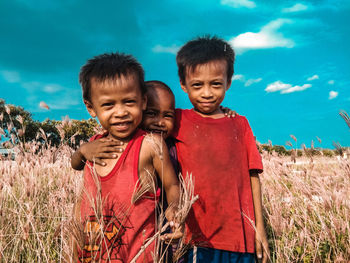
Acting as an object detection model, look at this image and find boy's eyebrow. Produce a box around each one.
[145,107,159,111]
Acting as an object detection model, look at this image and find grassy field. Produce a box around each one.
[0,143,349,262]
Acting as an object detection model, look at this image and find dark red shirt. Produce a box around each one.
[79,129,156,262]
[173,109,263,253]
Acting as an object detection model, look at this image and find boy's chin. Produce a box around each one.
[146,129,169,139]
[108,131,136,142]
[194,107,219,115]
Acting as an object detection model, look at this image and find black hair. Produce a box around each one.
[79,52,146,102]
[176,36,235,84]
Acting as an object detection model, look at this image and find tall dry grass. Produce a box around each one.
[261,152,350,262]
[0,141,349,262]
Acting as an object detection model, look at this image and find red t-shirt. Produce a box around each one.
[173,109,263,253]
[79,129,156,263]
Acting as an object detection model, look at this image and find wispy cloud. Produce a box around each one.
[282,3,308,13]
[245,78,262,87]
[43,84,63,93]
[221,0,256,9]
[307,74,319,81]
[0,70,21,83]
[265,80,311,94]
[329,90,338,99]
[328,80,335,85]
[229,18,294,54]
[232,74,244,81]
[152,44,180,54]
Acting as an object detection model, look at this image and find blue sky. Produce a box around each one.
[0,0,349,148]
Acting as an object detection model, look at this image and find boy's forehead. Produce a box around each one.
[185,59,227,77]
[91,72,138,86]
[147,87,175,107]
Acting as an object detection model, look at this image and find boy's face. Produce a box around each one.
[180,59,231,116]
[85,73,146,142]
[142,87,175,139]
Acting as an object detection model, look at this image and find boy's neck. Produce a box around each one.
[106,129,138,144]
[193,108,225,119]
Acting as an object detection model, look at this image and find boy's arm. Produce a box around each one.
[71,138,124,170]
[148,135,182,240]
[250,170,270,263]
[151,136,180,208]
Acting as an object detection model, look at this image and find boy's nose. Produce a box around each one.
[156,118,165,127]
[113,106,128,117]
[201,86,213,98]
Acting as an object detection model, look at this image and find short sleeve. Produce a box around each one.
[243,117,263,173]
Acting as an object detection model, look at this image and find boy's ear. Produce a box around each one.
[142,94,147,111]
[84,100,97,118]
[180,80,188,93]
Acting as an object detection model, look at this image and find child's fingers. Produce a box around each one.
[229,110,237,118]
[101,146,124,153]
[255,239,263,261]
[92,157,106,166]
[95,153,118,159]
[160,229,183,243]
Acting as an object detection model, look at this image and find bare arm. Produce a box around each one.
[151,136,180,209]
[145,135,182,241]
[71,138,124,170]
[250,170,270,263]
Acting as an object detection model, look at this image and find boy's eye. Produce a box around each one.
[101,102,113,107]
[125,100,136,105]
[145,111,156,117]
[192,83,202,88]
[213,82,223,87]
[164,113,175,119]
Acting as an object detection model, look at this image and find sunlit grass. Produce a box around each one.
[0,142,349,262]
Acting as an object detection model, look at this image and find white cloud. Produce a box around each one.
[245,78,262,87]
[152,44,180,54]
[282,3,308,13]
[229,18,294,54]
[328,80,335,85]
[221,0,256,8]
[307,74,319,81]
[281,84,311,94]
[329,91,338,100]
[265,80,311,94]
[232,74,244,81]
[43,84,63,93]
[1,70,21,83]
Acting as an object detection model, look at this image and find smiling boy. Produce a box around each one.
[174,36,270,263]
[71,53,181,262]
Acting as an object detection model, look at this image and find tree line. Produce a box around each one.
[0,99,97,149]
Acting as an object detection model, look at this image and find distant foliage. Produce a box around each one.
[0,99,98,148]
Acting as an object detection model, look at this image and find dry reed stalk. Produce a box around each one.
[130,172,198,263]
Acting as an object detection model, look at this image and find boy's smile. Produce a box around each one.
[142,87,175,139]
[85,74,146,142]
[181,59,231,117]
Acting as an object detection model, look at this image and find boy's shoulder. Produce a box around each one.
[141,132,166,157]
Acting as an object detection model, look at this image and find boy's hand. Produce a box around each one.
[255,223,270,263]
[220,105,237,118]
[161,205,183,243]
[79,138,124,166]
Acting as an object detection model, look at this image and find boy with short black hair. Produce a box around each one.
[174,36,269,263]
[142,81,180,175]
[71,52,181,263]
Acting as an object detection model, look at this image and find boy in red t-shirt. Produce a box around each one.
[174,36,270,263]
[70,53,181,262]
